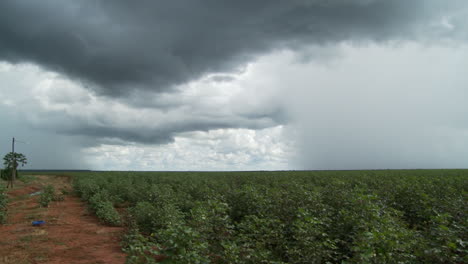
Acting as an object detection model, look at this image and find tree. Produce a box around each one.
[3,152,27,169]
[2,152,27,188]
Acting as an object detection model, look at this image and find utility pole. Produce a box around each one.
[6,137,27,188]
[11,137,16,188]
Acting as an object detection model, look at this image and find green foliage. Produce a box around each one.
[73,177,101,201]
[287,208,337,263]
[123,228,161,264]
[73,180,122,226]
[0,168,23,181]
[95,200,122,226]
[1,152,28,182]
[231,215,286,263]
[340,192,419,263]
[1,168,11,181]
[418,212,468,263]
[129,201,183,234]
[89,191,122,226]
[39,185,55,207]
[18,174,35,183]
[0,185,7,224]
[3,152,27,169]
[155,222,210,264]
[128,202,158,234]
[70,170,468,263]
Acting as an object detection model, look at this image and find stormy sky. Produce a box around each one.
[1,0,467,170]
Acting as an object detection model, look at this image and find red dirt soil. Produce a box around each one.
[0,175,127,264]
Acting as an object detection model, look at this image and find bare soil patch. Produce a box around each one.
[0,175,126,264]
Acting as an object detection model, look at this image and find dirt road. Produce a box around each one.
[0,175,126,264]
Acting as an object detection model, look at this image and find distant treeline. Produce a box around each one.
[23,170,92,172]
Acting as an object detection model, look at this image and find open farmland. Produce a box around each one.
[3,1,468,263]
[63,169,467,263]
[0,175,126,264]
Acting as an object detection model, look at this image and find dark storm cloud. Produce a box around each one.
[0,0,463,96]
[2,0,467,168]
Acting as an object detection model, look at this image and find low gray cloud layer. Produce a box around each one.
[1,0,465,97]
[0,106,88,170]
[0,63,285,146]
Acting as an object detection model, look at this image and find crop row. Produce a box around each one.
[72,170,467,263]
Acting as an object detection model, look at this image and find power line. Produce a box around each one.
[15,139,28,144]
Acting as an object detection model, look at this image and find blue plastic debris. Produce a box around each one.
[32,220,45,226]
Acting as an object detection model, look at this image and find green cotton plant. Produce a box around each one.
[286,208,337,264]
[338,192,419,264]
[88,190,121,226]
[122,228,161,264]
[39,185,55,207]
[232,215,286,263]
[130,201,184,234]
[95,201,122,226]
[155,222,211,264]
[69,170,468,263]
[189,199,234,257]
[418,212,467,264]
[129,201,158,234]
[73,178,101,201]
[88,190,110,211]
[228,185,273,221]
